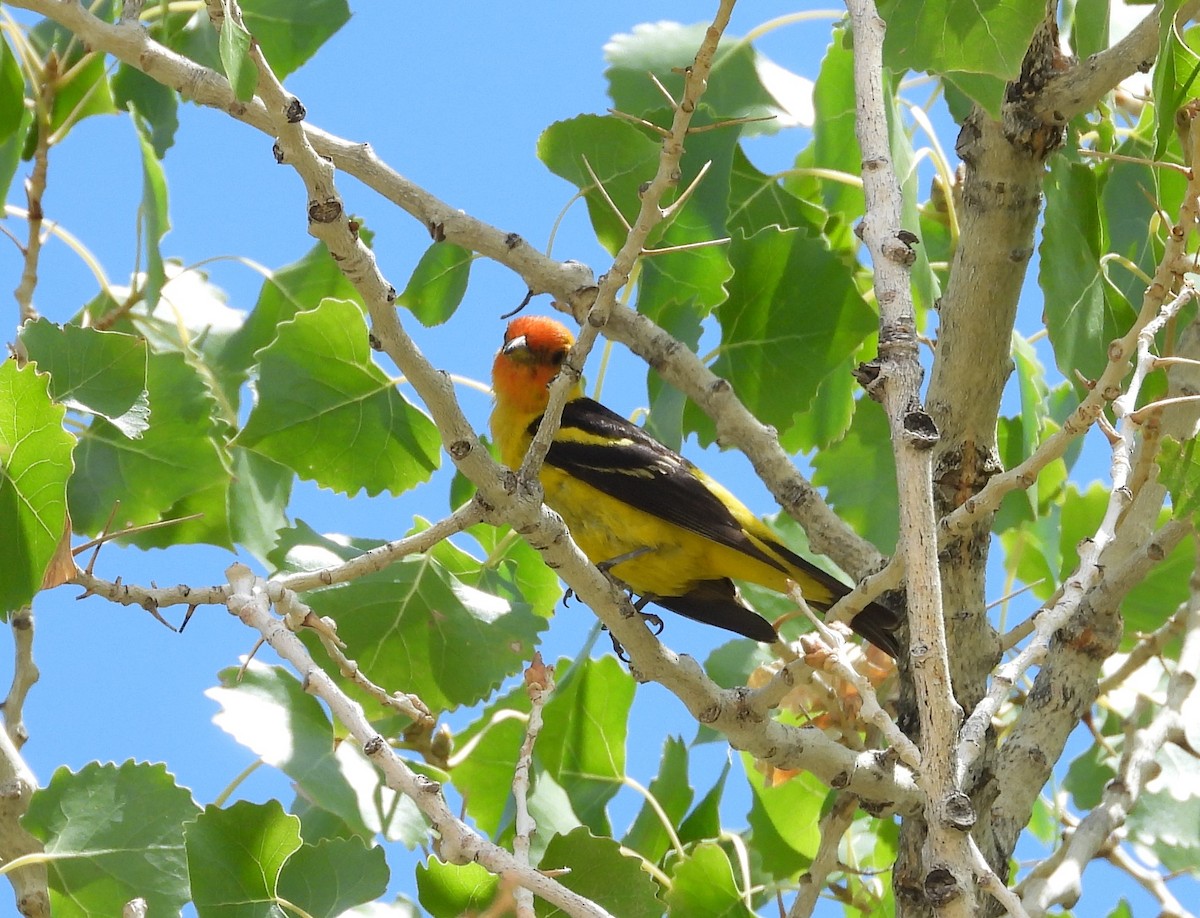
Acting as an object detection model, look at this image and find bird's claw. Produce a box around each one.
[605,600,666,662]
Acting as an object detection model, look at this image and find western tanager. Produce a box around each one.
[490,315,900,656]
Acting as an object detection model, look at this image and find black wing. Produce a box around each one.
[538,398,787,575]
[539,399,904,657]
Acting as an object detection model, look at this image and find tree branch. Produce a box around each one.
[223,564,614,918]
[1034,1,1200,123]
[1020,566,1200,914]
[844,0,970,912]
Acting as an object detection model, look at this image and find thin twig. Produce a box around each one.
[788,792,856,918]
[513,654,554,918]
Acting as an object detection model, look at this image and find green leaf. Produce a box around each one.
[644,301,705,451]
[525,772,584,864]
[1102,150,1186,308]
[712,227,877,440]
[449,691,531,835]
[276,837,390,917]
[186,800,301,918]
[886,72,939,323]
[208,662,374,838]
[218,5,258,102]
[0,34,24,141]
[416,858,499,917]
[112,64,179,157]
[1122,525,1195,635]
[24,761,200,918]
[941,70,1008,120]
[635,109,737,318]
[782,356,857,453]
[1009,332,1052,513]
[1106,901,1135,918]
[622,737,693,863]
[881,0,1044,80]
[20,319,150,438]
[1159,436,1200,517]
[727,145,826,239]
[1154,0,1200,159]
[1041,160,1137,388]
[461,521,563,619]
[605,22,797,135]
[537,114,660,254]
[1126,743,1200,873]
[538,656,634,832]
[0,362,74,611]
[398,242,473,326]
[843,811,900,873]
[704,639,773,689]
[664,841,755,917]
[228,447,293,563]
[1064,743,1117,811]
[238,298,441,497]
[242,0,351,79]
[69,350,230,543]
[745,754,825,878]
[133,111,171,311]
[271,522,546,711]
[791,31,864,229]
[536,827,662,918]
[812,398,899,554]
[26,26,116,137]
[218,242,363,387]
[0,103,31,207]
[1069,0,1110,59]
[677,759,730,845]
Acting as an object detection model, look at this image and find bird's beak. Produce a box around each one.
[500,334,531,361]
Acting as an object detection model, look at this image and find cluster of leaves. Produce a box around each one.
[3,0,1200,916]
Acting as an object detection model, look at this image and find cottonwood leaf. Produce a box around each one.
[537,114,660,254]
[277,837,390,918]
[0,361,74,611]
[416,859,498,918]
[238,298,440,497]
[881,0,1044,80]
[186,800,301,918]
[622,736,693,863]
[712,227,877,440]
[538,655,634,833]
[24,761,199,918]
[69,350,231,544]
[269,522,545,711]
[536,827,662,918]
[398,241,472,326]
[665,841,755,917]
[19,319,149,438]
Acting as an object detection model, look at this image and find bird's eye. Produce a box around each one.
[551,350,566,365]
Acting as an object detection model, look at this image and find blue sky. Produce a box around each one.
[2,2,1171,915]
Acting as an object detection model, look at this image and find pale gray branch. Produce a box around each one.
[844,0,970,910]
[223,564,614,918]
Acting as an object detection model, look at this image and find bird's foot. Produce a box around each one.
[605,595,665,661]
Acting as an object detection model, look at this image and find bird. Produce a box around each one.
[489,315,900,657]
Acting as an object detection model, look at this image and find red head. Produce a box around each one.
[491,316,577,416]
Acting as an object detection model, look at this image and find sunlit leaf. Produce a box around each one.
[0,361,74,611]
[536,827,661,918]
[398,242,473,326]
[20,319,149,438]
[539,656,634,833]
[238,298,441,497]
[186,799,301,917]
[25,761,199,918]
[664,841,755,917]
